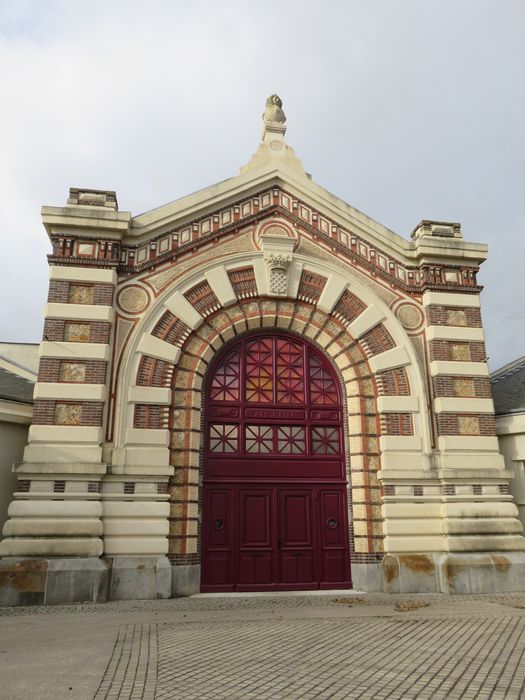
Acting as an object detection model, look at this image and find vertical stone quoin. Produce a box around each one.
[1,97,524,605]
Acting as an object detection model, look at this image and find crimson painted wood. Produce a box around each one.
[201,333,351,591]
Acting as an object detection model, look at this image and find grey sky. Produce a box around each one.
[1,0,523,370]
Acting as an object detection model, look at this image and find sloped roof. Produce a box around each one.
[490,355,525,415]
[0,367,35,404]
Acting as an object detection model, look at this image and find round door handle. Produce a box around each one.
[214,518,224,530]
[327,518,338,530]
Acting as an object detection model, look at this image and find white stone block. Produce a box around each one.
[317,275,346,313]
[427,325,485,342]
[443,501,519,519]
[439,452,506,470]
[422,291,481,308]
[50,266,116,284]
[45,303,114,323]
[8,500,102,518]
[347,306,386,338]
[438,436,500,452]
[23,444,103,463]
[40,342,110,361]
[164,291,203,329]
[34,382,106,401]
[430,361,489,377]
[205,267,236,306]
[28,425,103,444]
[369,346,410,373]
[103,537,168,556]
[123,446,170,467]
[128,385,171,404]
[137,334,181,364]
[102,501,170,518]
[3,519,103,537]
[379,452,426,470]
[380,435,422,452]
[124,429,170,446]
[0,538,103,557]
[377,396,419,413]
[103,520,169,536]
[384,535,445,552]
[383,503,442,519]
[287,261,303,299]
[253,258,269,295]
[383,519,443,536]
[434,397,494,414]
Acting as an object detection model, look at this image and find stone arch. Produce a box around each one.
[113,253,430,460]
[110,251,431,566]
[171,314,371,566]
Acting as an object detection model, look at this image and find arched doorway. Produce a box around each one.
[201,332,351,591]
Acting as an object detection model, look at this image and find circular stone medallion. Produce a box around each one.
[395,302,424,331]
[117,285,150,314]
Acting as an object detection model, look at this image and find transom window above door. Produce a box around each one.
[206,334,343,459]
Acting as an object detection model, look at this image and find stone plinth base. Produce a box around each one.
[0,556,171,606]
[381,552,525,594]
[172,564,201,597]
[0,557,109,606]
[109,557,171,601]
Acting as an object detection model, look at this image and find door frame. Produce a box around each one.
[200,330,352,592]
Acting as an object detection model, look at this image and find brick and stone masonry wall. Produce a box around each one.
[429,340,487,362]
[47,280,114,305]
[38,359,107,384]
[425,305,482,327]
[433,376,492,398]
[43,319,111,344]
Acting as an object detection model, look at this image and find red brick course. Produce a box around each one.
[152,312,191,347]
[376,368,410,395]
[38,359,107,383]
[436,413,496,436]
[383,413,414,435]
[425,305,482,327]
[134,404,169,429]
[429,339,487,363]
[136,356,173,388]
[43,319,111,344]
[432,376,492,398]
[32,400,104,426]
[361,324,395,356]
[47,280,114,305]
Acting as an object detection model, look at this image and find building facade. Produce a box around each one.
[1,97,524,604]
[0,344,37,534]
[492,356,525,530]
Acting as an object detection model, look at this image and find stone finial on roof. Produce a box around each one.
[263,94,286,125]
[240,95,306,177]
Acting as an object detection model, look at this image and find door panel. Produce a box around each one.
[278,489,316,586]
[319,488,350,586]
[237,489,275,587]
[202,488,234,589]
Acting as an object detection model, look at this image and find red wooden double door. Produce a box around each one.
[201,333,351,592]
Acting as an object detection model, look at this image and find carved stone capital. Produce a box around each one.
[265,254,291,271]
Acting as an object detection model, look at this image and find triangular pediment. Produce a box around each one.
[128,159,413,263]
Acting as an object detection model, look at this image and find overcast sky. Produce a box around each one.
[0,0,523,371]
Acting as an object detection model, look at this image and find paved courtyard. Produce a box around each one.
[1,592,525,699]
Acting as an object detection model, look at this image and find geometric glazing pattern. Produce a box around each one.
[276,338,305,404]
[209,348,240,402]
[311,426,340,454]
[277,426,306,454]
[209,424,238,453]
[245,338,273,403]
[245,425,273,453]
[309,354,338,405]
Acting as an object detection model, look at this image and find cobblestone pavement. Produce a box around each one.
[3,593,525,699]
